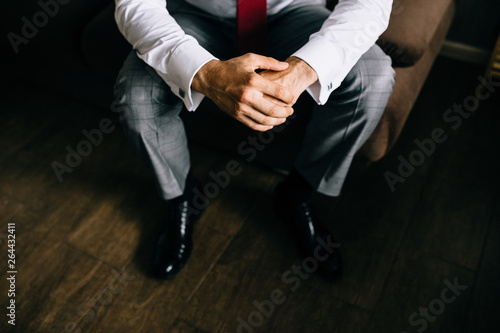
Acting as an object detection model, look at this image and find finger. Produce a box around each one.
[262,94,290,107]
[243,94,294,119]
[244,73,295,106]
[239,84,294,118]
[235,101,288,126]
[259,79,295,106]
[245,53,289,72]
[238,114,275,132]
[252,99,294,120]
[243,107,288,126]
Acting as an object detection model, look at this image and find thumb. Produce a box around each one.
[252,55,289,72]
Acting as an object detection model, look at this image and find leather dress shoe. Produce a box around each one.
[152,199,204,279]
[273,183,342,278]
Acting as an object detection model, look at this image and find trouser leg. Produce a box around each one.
[113,52,189,200]
[295,45,395,196]
[113,1,234,200]
[267,4,395,196]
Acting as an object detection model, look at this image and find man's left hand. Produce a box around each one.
[259,56,318,106]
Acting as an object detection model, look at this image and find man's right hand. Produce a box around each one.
[192,54,295,132]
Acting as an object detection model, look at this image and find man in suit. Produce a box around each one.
[113,0,395,279]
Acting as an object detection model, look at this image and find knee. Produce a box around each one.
[114,75,180,112]
[363,52,395,95]
[342,49,395,96]
[113,69,154,109]
[113,59,180,128]
[375,56,395,91]
[355,52,395,122]
[112,78,148,136]
[113,51,170,108]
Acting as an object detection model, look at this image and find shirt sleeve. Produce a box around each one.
[114,0,217,111]
[292,0,393,105]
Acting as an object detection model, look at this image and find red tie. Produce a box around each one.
[236,0,267,55]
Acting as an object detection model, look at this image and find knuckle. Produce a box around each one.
[274,86,285,99]
[242,53,253,63]
[257,114,269,125]
[267,105,279,118]
[239,89,252,103]
[238,108,248,117]
[269,105,284,118]
[247,74,259,87]
[234,104,245,117]
[276,86,293,104]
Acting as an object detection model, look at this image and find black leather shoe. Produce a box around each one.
[152,199,204,279]
[273,183,342,278]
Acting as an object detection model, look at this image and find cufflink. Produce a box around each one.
[179,88,185,98]
[327,83,333,91]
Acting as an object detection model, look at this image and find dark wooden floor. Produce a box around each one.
[1,56,499,333]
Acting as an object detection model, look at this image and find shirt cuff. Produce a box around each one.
[155,39,217,111]
[292,37,345,105]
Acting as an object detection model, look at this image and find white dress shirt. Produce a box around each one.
[115,0,393,111]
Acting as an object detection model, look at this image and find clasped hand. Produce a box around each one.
[192,53,318,132]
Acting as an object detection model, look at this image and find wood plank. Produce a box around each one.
[465,195,500,332]
[0,92,115,213]
[368,252,474,333]
[169,319,212,333]
[0,171,121,331]
[258,286,370,333]
[0,197,24,224]
[175,185,372,332]
[65,139,221,269]
[0,231,127,332]
[303,160,430,310]
[368,74,500,332]
[0,194,97,268]
[396,94,500,270]
[76,160,279,332]
[67,188,160,268]
[178,282,370,333]
[80,228,230,332]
